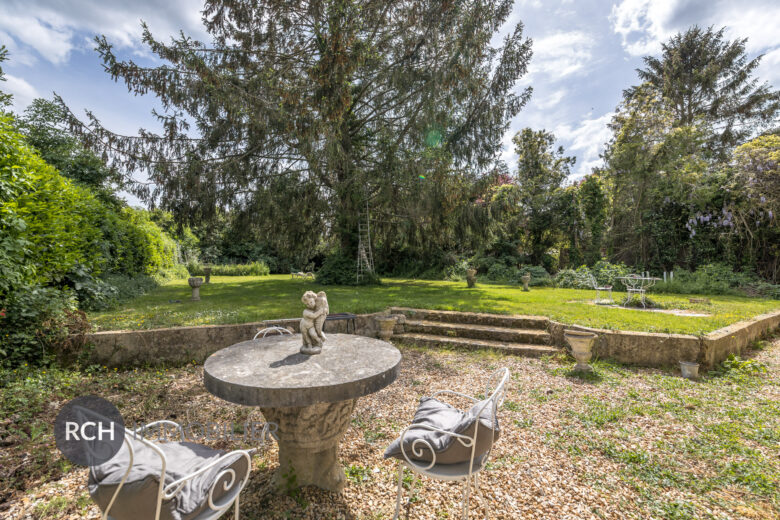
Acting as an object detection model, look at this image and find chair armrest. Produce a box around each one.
[163,449,253,502]
[429,389,479,406]
[398,423,474,471]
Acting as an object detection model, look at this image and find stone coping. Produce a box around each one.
[72,308,779,369]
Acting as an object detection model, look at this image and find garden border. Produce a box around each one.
[74,309,780,369]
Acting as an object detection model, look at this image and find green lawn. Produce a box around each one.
[88,275,780,335]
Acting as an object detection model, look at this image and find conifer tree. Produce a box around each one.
[57,0,532,257]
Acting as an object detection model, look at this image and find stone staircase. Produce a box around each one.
[389,307,560,357]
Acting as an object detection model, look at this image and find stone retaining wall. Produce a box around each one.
[699,310,780,368]
[81,312,404,367]
[548,309,780,368]
[76,309,779,369]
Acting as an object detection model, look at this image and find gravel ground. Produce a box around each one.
[2,337,778,519]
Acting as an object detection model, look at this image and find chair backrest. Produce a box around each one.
[90,420,270,520]
[467,367,510,474]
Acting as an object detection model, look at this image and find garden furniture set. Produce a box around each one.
[88,332,510,519]
[617,274,661,308]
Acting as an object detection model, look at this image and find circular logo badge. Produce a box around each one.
[55,395,125,466]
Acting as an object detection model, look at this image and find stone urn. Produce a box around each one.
[466,268,477,288]
[679,361,700,380]
[375,316,397,341]
[521,273,531,292]
[188,277,203,301]
[203,266,212,284]
[564,329,598,372]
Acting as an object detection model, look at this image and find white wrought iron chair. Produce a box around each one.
[254,326,293,339]
[390,367,510,520]
[88,419,273,520]
[588,274,613,304]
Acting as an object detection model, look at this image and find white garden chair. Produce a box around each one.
[387,367,509,519]
[588,274,613,304]
[87,419,273,520]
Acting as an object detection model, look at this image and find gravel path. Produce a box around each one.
[3,338,778,519]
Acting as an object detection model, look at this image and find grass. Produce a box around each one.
[88,275,780,335]
[538,344,780,518]
[3,341,779,519]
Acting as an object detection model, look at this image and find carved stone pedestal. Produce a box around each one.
[261,399,356,492]
[203,333,401,494]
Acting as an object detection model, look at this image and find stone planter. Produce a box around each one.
[564,329,598,372]
[466,269,477,288]
[521,273,531,292]
[203,266,212,284]
[188,277,203,301]
[679,361,700,380]
[375,316,397,341]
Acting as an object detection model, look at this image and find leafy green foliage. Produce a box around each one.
[632,26,780,158]
[0,114,186,362]
[316,253,380,286]
[18,99,121,191]
[187,262,270,277]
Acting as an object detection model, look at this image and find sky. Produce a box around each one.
[2,0,779,205]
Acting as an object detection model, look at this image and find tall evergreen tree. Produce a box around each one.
[57,0,532,258]
[512,128,575,266]
[629,25,780,158]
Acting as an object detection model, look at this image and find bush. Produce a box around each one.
[591,261,631,291]
[518,265,552,286]
[653,263,765,296]
[187,261,270,277]
[554,262,630,290]
[316,253,380,286]
[0,285,75,366]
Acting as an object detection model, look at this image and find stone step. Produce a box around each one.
[394,333,559,357]
[390,307,549,330]
[405,320,551,344]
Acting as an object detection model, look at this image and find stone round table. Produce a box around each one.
[203,333,401,493]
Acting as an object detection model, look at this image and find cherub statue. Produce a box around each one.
[300,290,329,354]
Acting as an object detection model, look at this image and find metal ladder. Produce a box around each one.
[356,211,374,283]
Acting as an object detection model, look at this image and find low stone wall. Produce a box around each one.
[699,310,780,368]
[81,311,404,367]
[549,321,701,368]
[77,308,779,369]
[548,309,780,368]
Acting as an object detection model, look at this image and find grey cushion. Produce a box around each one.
[88,437,248,520]
[384,396,500,465]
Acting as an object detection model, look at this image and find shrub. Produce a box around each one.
[591,261,630,291]
[554,266,592,289]
[518,265,552,286]
[187,261,270,277]
[317,253,380,286]
[0,285,75,366]
[653,263,765,296]
[554,262,630,290]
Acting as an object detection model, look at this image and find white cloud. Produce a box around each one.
[757,47,780,87]
[0,0,208,65]
[609,0,677,56]
[530,31,595,79]
[554,111,614,175]
[535,88,567,110]
[3,74,41,112]
[610,0,780,60]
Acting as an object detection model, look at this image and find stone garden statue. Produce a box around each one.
[300,290,329,354]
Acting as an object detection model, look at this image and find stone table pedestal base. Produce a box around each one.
[261,399,356,493]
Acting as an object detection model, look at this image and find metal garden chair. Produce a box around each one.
[388,367,510,519]
[88,419,273,520]
[588,274,614,304]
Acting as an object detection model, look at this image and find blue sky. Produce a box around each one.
[2,0,779,205]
